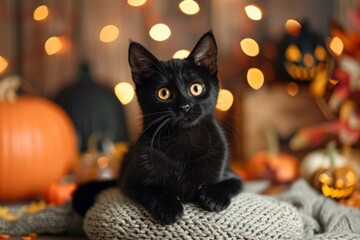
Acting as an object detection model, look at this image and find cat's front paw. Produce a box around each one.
[196,184,231,212]
[149,196,184,224]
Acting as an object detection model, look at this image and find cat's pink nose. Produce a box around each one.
[179,104,191,113]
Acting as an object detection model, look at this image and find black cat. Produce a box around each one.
[72,31,243,224]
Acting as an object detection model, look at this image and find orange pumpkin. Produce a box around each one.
[247,151,299,184]
[246,127,299,184]
[0,76,77,201]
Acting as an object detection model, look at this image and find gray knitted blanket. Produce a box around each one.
[1,179,360,239]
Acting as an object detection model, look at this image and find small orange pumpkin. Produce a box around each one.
[246,127,299,184]
[0,76,77,201]
[312,166,358,199]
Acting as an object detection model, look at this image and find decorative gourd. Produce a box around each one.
[55,63,129,152]
[0,75,77,201]
[246,128,299,184]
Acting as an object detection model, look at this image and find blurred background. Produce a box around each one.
[1,0,360,207]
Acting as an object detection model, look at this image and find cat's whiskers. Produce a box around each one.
[219,120,241,146]
[149,117,172,165]
[134,113,172,144]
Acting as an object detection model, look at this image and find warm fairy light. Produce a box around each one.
[216,89,234,111]
[329,36,344,56]
[45,37,64,55]
[149,23,171,41]
[0,56,9,74]
[173,50,190,59]
[244,5,262,21]
[240,38,259,57]
[127,0,147,7]
[285,19,301,36]
[247,68,264,90]
[33,5,49,21]
[179,0,200,15]
[99,25,119,43]
[114,82,135,105]
[286,82,299,96]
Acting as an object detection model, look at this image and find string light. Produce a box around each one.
[179,0,200,15]
[240,38,259,57]
[247,68,264,90]
[329,36,344,56]
[149,23,171,41]
[173,50,190,59]
[0,56,9,74]
[216,89,234,111]
[33,5,49,21]
[244,5,262,21]
[99,25,119,43]
[45,37,64,55]
[114,82,135,105]
[127,0,147,7]
[285,19,301,36]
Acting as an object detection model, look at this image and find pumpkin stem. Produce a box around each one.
[326,141,337,168]
[0,75,21,102]
[264,126,279,156]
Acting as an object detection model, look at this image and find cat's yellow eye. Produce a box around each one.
[157,87,171,100]
[189,83,204,96]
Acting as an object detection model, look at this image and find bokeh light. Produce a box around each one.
[329,36,344,56]
[244,5,262,21]
[0,56,9,74]
[247,68,264,90]
[45,37,64,55]
[33,5,49,21]
[216,89,234,111]
[285,19,301,36]
[99,25,119,43]
[240,38,260,57]
[173,50,190,59]
[149,23,171,41]
[114,82,135,105]
[127,0,147,7]
[179,0,200,15]
[286,82,299,96]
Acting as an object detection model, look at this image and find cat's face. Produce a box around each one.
[128,31,219,129]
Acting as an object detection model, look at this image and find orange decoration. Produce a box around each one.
[247,151,299,184]
[45,182,77,205]
[246,127,299,184]
[0,76,77,201]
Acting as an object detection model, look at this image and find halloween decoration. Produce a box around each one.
[0,75,77,201]
[280,22,330,84]
[246,127,299,184]
[44,182,77,205]
[72,132,128,183]
[308,142,358,200]
[55,63,129,152]
[313,166,357,199]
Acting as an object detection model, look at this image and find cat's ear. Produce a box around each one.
[128,41,159,85]
[187,31,217,75]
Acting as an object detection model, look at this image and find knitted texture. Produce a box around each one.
[0,202,84,236]
[276,180,360,240]
[84,189,303,240]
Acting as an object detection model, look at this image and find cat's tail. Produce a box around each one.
[72,179,117,216]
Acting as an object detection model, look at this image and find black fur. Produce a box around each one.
[72,31,243,224]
